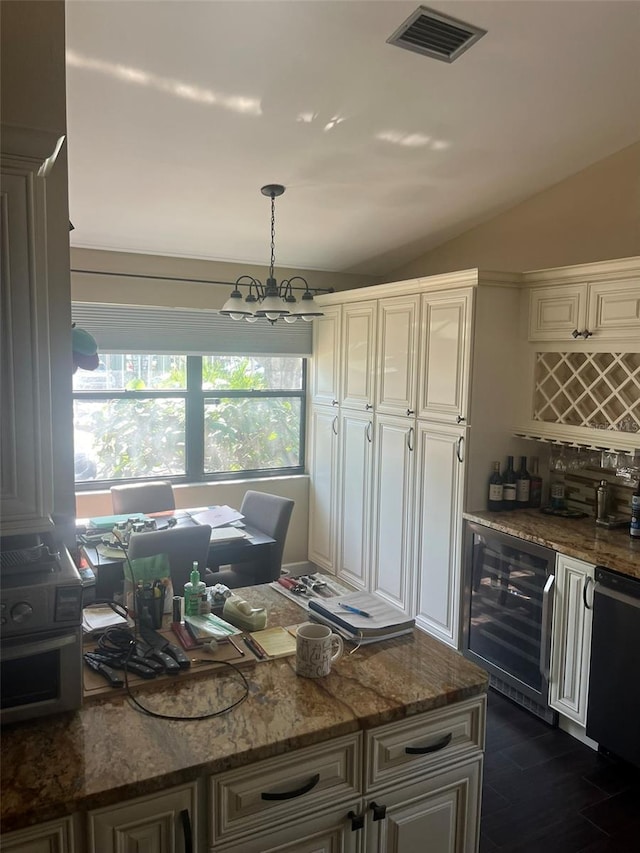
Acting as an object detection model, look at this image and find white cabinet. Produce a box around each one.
[336,410,374,591]
[308,405,340,572]
[375,295,420,418]
[370,415,415,616]
[417,288,473,424]
[0,126,64,535]
[0,817,77,853]
[414,423,467,648]
[311,306,342,406]
[549,554,595,726]
[341,300,377,411]
[87,782,199,853]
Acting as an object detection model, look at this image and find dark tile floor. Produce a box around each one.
[481,689,640,853]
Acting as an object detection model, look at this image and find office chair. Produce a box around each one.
[206,491,294,589]
[111,481,176,516]
[127,524,212,596]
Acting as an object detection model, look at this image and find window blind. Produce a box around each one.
[71,303,313,356]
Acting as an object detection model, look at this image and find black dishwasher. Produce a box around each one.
[586,566,640,768]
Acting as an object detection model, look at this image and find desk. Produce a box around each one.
[78,507,275,600]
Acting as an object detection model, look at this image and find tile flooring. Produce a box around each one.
[482,689,640,853]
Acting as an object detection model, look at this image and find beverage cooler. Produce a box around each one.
[462,521,558,724]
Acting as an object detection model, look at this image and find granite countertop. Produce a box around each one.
[0,585,488,834]
[464,510,639,579]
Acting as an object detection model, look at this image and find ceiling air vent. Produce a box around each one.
[387,5,487,63]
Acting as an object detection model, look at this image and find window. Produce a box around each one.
[73,354,306,487]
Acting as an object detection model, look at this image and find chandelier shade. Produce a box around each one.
[218,185,327,324]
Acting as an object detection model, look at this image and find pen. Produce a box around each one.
[226,635,245,657]
[243,635,265,659]
[339,603,371,618]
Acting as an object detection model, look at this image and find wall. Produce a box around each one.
[387,141,640,280]
[1,1,75,534]
[75,477,309,567]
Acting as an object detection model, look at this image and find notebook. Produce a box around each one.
[308,592,415,639]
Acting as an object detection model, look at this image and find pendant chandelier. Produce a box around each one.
[220,184,326,324]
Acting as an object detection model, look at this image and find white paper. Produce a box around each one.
[191,505,245,528]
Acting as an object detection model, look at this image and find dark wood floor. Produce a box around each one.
[482,689,640,853]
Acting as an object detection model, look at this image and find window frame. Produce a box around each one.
[73,354,307,490]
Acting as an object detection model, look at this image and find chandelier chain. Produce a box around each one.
[269,192,276,280]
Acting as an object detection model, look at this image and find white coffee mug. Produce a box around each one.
[296,622,344,678]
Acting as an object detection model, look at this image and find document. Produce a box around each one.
[191,505,244,528]
[308,592,415,638]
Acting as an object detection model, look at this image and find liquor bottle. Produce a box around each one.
[487,461,504,511]
[503,456,517,510]
[630,482,640,540]
[516,456,531,508]
[529,457,543,508]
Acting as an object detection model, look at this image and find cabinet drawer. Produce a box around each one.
[364,696,485,791]
[209,733,361,845]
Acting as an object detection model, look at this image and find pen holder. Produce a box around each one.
[135,584,165,629]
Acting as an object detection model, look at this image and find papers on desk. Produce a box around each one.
[82,604,130,634]
[308,592,415,644]
[209,528,248,544]
[191,505,244,528]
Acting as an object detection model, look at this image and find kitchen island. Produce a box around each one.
[1,584,489,851]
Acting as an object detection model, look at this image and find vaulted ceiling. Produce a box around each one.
[66,1,640,277]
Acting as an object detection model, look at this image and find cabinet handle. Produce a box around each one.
[261,772,321,801]
[583,575,593,610]
[405,732,452,755]
[332,399,339,406]
[571,329,581,338]
[582,329,593,338]
[407,427,414,452]
[539,573,555,679]
[456,415,466,423]
[179,809,193,853]
[332,416,338,436]
[347,810,365,831]
[406,408,415,416]
[365,403,373,410]
[456,436,464,463]
[369,801,387,822]
[366,421,372,443]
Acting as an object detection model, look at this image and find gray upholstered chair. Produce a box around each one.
[111,480,176,515]
[127,524,212,596]
[206,490,294,589]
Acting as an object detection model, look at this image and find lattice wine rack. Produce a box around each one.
[534,352,640,432]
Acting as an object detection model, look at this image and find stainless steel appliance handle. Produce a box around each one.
[594,582,640,610]
[0,632,78,662]
[539,573,555,679]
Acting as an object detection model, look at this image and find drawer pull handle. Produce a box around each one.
[405,732,452,755]
[261,772,320,801]
[347,810,365,831]
[370,801,387,822]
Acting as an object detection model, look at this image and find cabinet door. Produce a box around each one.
[1,130,58,534]
[370,415,415,615]
[375,295,420,418]
[0,817,77,853]
[88,782,198,853]
[417,289,473,424]
[341,300,377,411]
[308,405,340,572]
[413,423,466,649]
[311,306,342,407]
[336,410,373,591]
[549,555,594,726]
[367,756,482,853]
[587,279,640,339]
[528,284,587,341]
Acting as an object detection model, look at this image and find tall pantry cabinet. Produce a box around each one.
[308,270,526,649]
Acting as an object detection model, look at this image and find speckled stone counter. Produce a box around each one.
[464,510,639,579]
[0,585,488,834]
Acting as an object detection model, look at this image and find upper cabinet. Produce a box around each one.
[310,306,342,407]
[527,260,640,342]
[375,294,420,418]
[341,300,377,411]
[1,126,64,535]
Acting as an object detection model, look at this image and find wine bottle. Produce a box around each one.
[529,457,543,509]
[630,482,640,540]
[503,456,517,510]
[487,461,504,511]
[516,456,531,508]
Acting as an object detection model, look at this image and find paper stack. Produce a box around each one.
[308,592,414,644]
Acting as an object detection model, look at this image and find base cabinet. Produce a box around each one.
[0,817,77,853]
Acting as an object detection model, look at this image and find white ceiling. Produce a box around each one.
[65,0,640,277]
